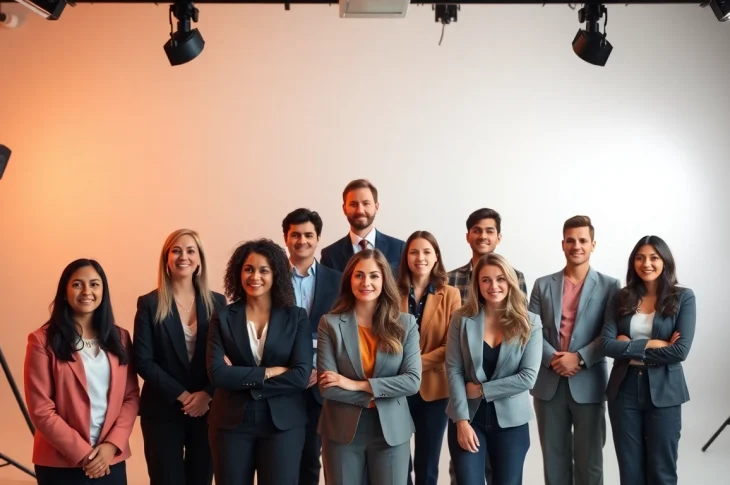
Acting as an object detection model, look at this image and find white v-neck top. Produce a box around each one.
[79,340,110,446]
[246,321,269,365]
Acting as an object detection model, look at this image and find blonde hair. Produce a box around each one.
[458,253,531,346]
[330,249,405,354]
[155,229,215,324]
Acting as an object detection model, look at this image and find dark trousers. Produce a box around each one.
[406,393,448,485]
[448,402,530,485]
[35,462,126,485]
[141,411,213,485]
[608,367,682,485]
[209,400,305,485]
[299,387,323,485]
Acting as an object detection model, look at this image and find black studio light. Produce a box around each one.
[163,1,204,66]
[572,3,613,67]
[709,0,730,21]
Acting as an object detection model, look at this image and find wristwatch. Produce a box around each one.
[578,354,586,368]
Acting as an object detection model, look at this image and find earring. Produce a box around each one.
[166,266,170,277]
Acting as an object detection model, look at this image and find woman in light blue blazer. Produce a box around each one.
[317,249,422,485]
[445,253,542,485]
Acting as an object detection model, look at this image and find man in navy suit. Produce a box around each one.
[283,208,342,485]
[320,178,406,274]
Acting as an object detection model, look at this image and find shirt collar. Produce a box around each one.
[350,228,377,248]
[291,260,316,278]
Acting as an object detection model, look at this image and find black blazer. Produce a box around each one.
[320,230,405,274]
[133,289,226,418]
[308,263,342,337]
[206,302,312,430]
[601,288,696,408]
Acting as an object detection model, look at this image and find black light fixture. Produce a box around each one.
[0,144,11,180]
[163,1,204,66]
[14,0,66,20]
[572,3,612,67]
[708,0,730,21]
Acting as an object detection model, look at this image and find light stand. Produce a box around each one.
[702,416,730,452]
[0,345,36,478]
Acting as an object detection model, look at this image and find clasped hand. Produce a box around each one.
[319,371,360,391]
[617,331,680,348]
[551,351,582,377]
[82,442,117,479]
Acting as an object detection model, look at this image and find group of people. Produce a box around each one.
[22,178,696,485]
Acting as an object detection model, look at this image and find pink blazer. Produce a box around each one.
[23,326,140,468]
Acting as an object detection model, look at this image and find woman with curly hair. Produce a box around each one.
[601,236,696,485]
[206,239,312,485]
[445,253,542,485]
[317,249,422,485]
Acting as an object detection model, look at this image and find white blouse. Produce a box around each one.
[182,321,198,362]
[246,321,269,365]
[79,339,110,446]
[630,312,655,340]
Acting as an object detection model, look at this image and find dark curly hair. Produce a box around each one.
[223,239,295,307]
[617,235,681,318]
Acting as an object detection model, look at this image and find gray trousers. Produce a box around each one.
[322,408,410,485]
[534,377,606,485]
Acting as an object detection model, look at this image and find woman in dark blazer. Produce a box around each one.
[601,235,696,485]
[133,229,225,485]
[445,253,542,485]
[396,231,460,485]
[24,259,139,485]
[318,249,422,485]
[206,239,311,485]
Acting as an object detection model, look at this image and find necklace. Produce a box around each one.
[82,338,99,348]
[175,296,195,314]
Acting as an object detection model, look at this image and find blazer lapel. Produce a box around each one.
[339,237,354,267]
[575,268,598,326]
[228,303,256,364]
[260,307,284,365]
[420,291,441,339]
[68,353,88,393]
[466,311,488,383]
[550,273,563,346]
[98,350,118,440]
[163,304,190,370]
[339,312,365,380]
[493,338,517,379]
[375,231,388,255]
[191,296,208,362]
[651,311,668,339]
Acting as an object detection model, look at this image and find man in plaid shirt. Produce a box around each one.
[445,207,527,485]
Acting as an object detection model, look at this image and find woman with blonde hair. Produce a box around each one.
[318,249,422,485]
[445,253,542,485]
[396,231,461,485]
[133,229,226,485]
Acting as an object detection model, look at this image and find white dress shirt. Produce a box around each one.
[247,321,269,365]
[79,340,110,446]
[350,228,378,254]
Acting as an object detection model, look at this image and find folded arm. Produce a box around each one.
[368,316,422,399]
[206,310,265,391]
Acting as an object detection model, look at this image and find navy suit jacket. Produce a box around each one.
[320,230,405,275]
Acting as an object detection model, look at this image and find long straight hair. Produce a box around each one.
[45,259,128,364]
[618,235,681,318]
[155,229,215,323]
[396,230,448,296]
[330,249,405,354]
[458,253,531,346]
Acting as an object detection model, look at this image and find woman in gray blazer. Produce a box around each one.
[445,253,542,485]
[601,236,696,485]
[317,249,422,485]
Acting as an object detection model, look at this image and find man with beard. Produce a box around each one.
[445,207,527,485]
[529,216,619,485]
[320,179,405,274]
[283,208,342,485]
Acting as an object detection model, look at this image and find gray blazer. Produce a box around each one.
[317,311,422,446]
[445,309,542,429]
[528,268,621,404]
[601,288,696,407]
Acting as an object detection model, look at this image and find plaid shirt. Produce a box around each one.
[447,260,528,303]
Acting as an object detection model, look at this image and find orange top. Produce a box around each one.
[358,325,378,408]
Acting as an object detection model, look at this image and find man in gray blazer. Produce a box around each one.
[528,216,620,485]
[317,312,422,485]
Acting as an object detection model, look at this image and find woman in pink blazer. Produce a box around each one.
[23,259,140,485]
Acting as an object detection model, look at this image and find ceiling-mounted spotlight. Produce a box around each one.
[0,10,20,28]
[572,3,612,67]
[163,1,204,66]
[708,0,730,21]
[14,0,66,20]
[0,144,11,180]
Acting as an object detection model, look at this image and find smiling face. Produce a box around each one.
[66,265,103,317]
[167,234,201,279]
[467,218,502,256]
[241,252,274,298]
[350,257,383,304]
[478,264,509,308]
[343,188,379,232]
[634,244,664,284]
[407,237,437,280]
[285,222,319,262]
[562,226,595,267]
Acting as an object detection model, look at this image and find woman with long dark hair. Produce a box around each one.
[133,229,226,485]
[207,239,311,485]
[24,259,139,485]
[396,231,460,485]
[601,236,696,485]
[445,253,541,485]
[317,249,422,485]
